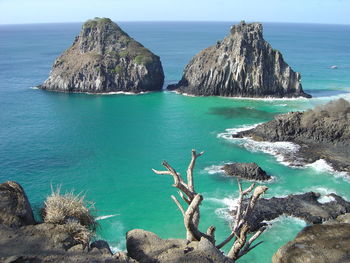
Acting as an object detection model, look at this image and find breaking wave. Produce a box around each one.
[218,124,302,167]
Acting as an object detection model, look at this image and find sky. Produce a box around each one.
[1,0,350,25]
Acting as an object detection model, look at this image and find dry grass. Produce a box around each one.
[63,219,92,247]
[42,186,97,230]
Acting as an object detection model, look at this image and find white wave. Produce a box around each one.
[306,159,349,179]
[217,123,261,140]
[241,138,302,166]
[86,91,149,95]
[222,95,309,102]
[96,214,119,221]
[313,91,350,103]
[110,246,122,254]
[203,165,225,175]
[30,86,39,90]
[203,163,277,183]
[318,195,336,204]
[263,215,307,228]
[207,197,239,221]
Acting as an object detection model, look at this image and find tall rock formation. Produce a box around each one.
[39,18,164,93]
[168,21,310,98]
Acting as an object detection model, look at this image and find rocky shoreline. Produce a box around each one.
[2,180,350,262]
[230,192,350,232]
[232,98,350,175]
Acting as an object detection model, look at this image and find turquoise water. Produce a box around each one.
[1,22,350,262]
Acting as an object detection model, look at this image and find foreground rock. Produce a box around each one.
[222,162,271,181]
[273,214,350,263]
[39,17,164,93]
[0,181,35,228]
[168,21,310,98]
[126,229,232,263]
[233,98,350,174]
[231,192,350,231]
[0,223,137,263]
[0,181,136,263]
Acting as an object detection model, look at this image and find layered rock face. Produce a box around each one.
[39,18,164,93]
[168,21,310,98]
[222,162,271,181]
[273,214,350,263]
[233,98,350,173]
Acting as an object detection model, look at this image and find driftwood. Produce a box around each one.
[152,149,268,262]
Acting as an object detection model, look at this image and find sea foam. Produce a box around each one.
[306,159,349,180]
[218,124,302,167]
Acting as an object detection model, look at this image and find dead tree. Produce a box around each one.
[152,149,268,262]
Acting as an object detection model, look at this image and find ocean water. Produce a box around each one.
[1,22,350,262]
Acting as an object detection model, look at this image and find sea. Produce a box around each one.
[0,21,350,262]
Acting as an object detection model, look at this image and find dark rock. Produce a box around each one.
[231,192,350,232]
[90,240,113,255]
[0,223,138,263]
[221,162,271,181]
[0,181,35,228]
[233,98,350,174]
[126,229,232,263]
[272,218,350,263]
[168,21,310,98]
[39,17,164,93]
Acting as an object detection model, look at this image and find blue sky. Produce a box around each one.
[1,0,350,25]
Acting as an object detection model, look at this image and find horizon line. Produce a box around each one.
[1,20,350,26]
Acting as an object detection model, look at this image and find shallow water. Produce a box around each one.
[0,22,350,262]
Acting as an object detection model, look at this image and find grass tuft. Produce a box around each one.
[42,186,96,230]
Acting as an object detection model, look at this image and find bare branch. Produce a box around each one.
[216,231,236,249]
[179,191,191,205]
[242,183,255,196]
[184,194,204,241]
[227,223,249,259]
[186,149,204,192]
[151,169,172,175]
[153,161,194,200]
[242,186,268,220]
[171,195,185,216]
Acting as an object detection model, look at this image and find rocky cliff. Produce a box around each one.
[39,18,164,93]
[168,21,310,98]
[233,98,350,173]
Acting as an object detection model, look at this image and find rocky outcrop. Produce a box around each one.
[0,223,138,263]
[0,181,35,228]
[233,98,350,174]
[168,21,310,98]
[272,214,350,263]
[222,162,271,181]
[39,17,164,93]
[0,180,137,263]
[126,229,232,263]
[230,192,350,232]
